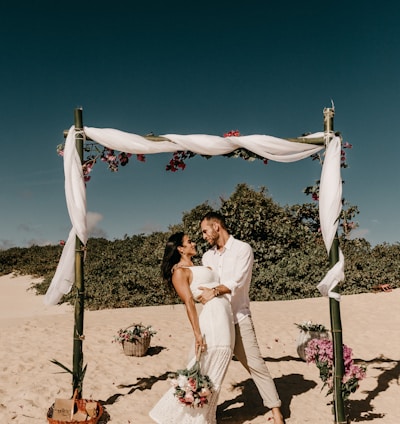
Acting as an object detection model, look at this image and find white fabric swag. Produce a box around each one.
[44,127,344,305]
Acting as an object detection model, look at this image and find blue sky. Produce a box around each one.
[1,1,399,249]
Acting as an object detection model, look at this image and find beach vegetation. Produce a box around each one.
[1,184,399,310]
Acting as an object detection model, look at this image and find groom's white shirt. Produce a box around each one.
[202,235,254,324]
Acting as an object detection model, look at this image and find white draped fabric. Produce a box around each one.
[44,127,88,305]
[83,127,326,160]
[317,135,344,299]
[44,127,343,305]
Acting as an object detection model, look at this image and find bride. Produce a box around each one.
[149,232,235,424]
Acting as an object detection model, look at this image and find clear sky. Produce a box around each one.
[1,1,399,249]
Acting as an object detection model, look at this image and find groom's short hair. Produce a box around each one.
[201,211,228,231]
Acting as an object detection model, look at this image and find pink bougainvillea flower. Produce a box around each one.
[305,338,366,401]
[223,129,241,137]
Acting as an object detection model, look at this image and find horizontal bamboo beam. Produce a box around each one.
[63,129,334,145]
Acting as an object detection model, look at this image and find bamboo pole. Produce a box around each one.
[72,107,85,398]
[323,107,346,423]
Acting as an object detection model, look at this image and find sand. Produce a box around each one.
[0,274,398,424]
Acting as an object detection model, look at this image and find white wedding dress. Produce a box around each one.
[149,266,235,423]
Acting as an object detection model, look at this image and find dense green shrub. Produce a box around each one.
[1,184,399,310]
[0,245,62,278]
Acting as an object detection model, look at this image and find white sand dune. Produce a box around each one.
[0,274,398,423]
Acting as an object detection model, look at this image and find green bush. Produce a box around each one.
[1,184,399,310]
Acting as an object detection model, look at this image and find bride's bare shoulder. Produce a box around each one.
[172,264,191,273]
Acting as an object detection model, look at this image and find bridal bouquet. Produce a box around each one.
[169,352,213,408]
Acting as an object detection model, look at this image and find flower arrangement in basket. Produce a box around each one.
[168,347,214,408]
[113,323,156,357]
[295,321,329,361]
[305,338,367,401]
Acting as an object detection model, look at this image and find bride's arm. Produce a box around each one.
[172,268,205,352]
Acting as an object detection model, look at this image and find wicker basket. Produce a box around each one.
[47,399,103,424]
[296,329,329,361]
[122,334,151,357]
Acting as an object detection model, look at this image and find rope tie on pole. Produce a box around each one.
[75,245,87,261]
[74,329,85,341]
[74,129,85,137]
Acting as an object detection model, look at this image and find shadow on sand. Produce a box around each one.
[97,352,399,423]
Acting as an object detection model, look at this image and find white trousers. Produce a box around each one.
[234,315,282,409]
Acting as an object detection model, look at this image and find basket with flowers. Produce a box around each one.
[113,323,156,357]
[295,321,330,361]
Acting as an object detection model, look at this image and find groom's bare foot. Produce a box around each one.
[267,417,285,424]
[266,407,285,424]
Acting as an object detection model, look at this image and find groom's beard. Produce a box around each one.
[208,231,219,247]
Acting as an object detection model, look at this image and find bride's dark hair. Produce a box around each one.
[161,232,184,287]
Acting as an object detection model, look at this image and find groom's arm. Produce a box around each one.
[200,250,229,303]
[198,283,231,304]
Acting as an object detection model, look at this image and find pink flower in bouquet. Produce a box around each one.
[199,387,211,397]
[184,392,195,404]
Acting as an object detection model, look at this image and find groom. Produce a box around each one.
[199,211,285,424]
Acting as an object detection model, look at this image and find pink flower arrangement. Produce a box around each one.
[169,360,213,408]
[165,150,195,172]
[305,338,366,401]
[57,142,141,182]
[58,128,271,176]
[100,149,135,172]
[113,323,156,344]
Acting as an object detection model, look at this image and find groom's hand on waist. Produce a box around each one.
[198,287,214,304]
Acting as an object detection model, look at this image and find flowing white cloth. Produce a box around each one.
[44,127,88,305]
[319,136,342,254]
[317,249,344,300]
[84,127,325,160]
[44,126,342,305]
[317,135,345,300]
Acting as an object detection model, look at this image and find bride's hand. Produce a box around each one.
[195,336,207,353]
